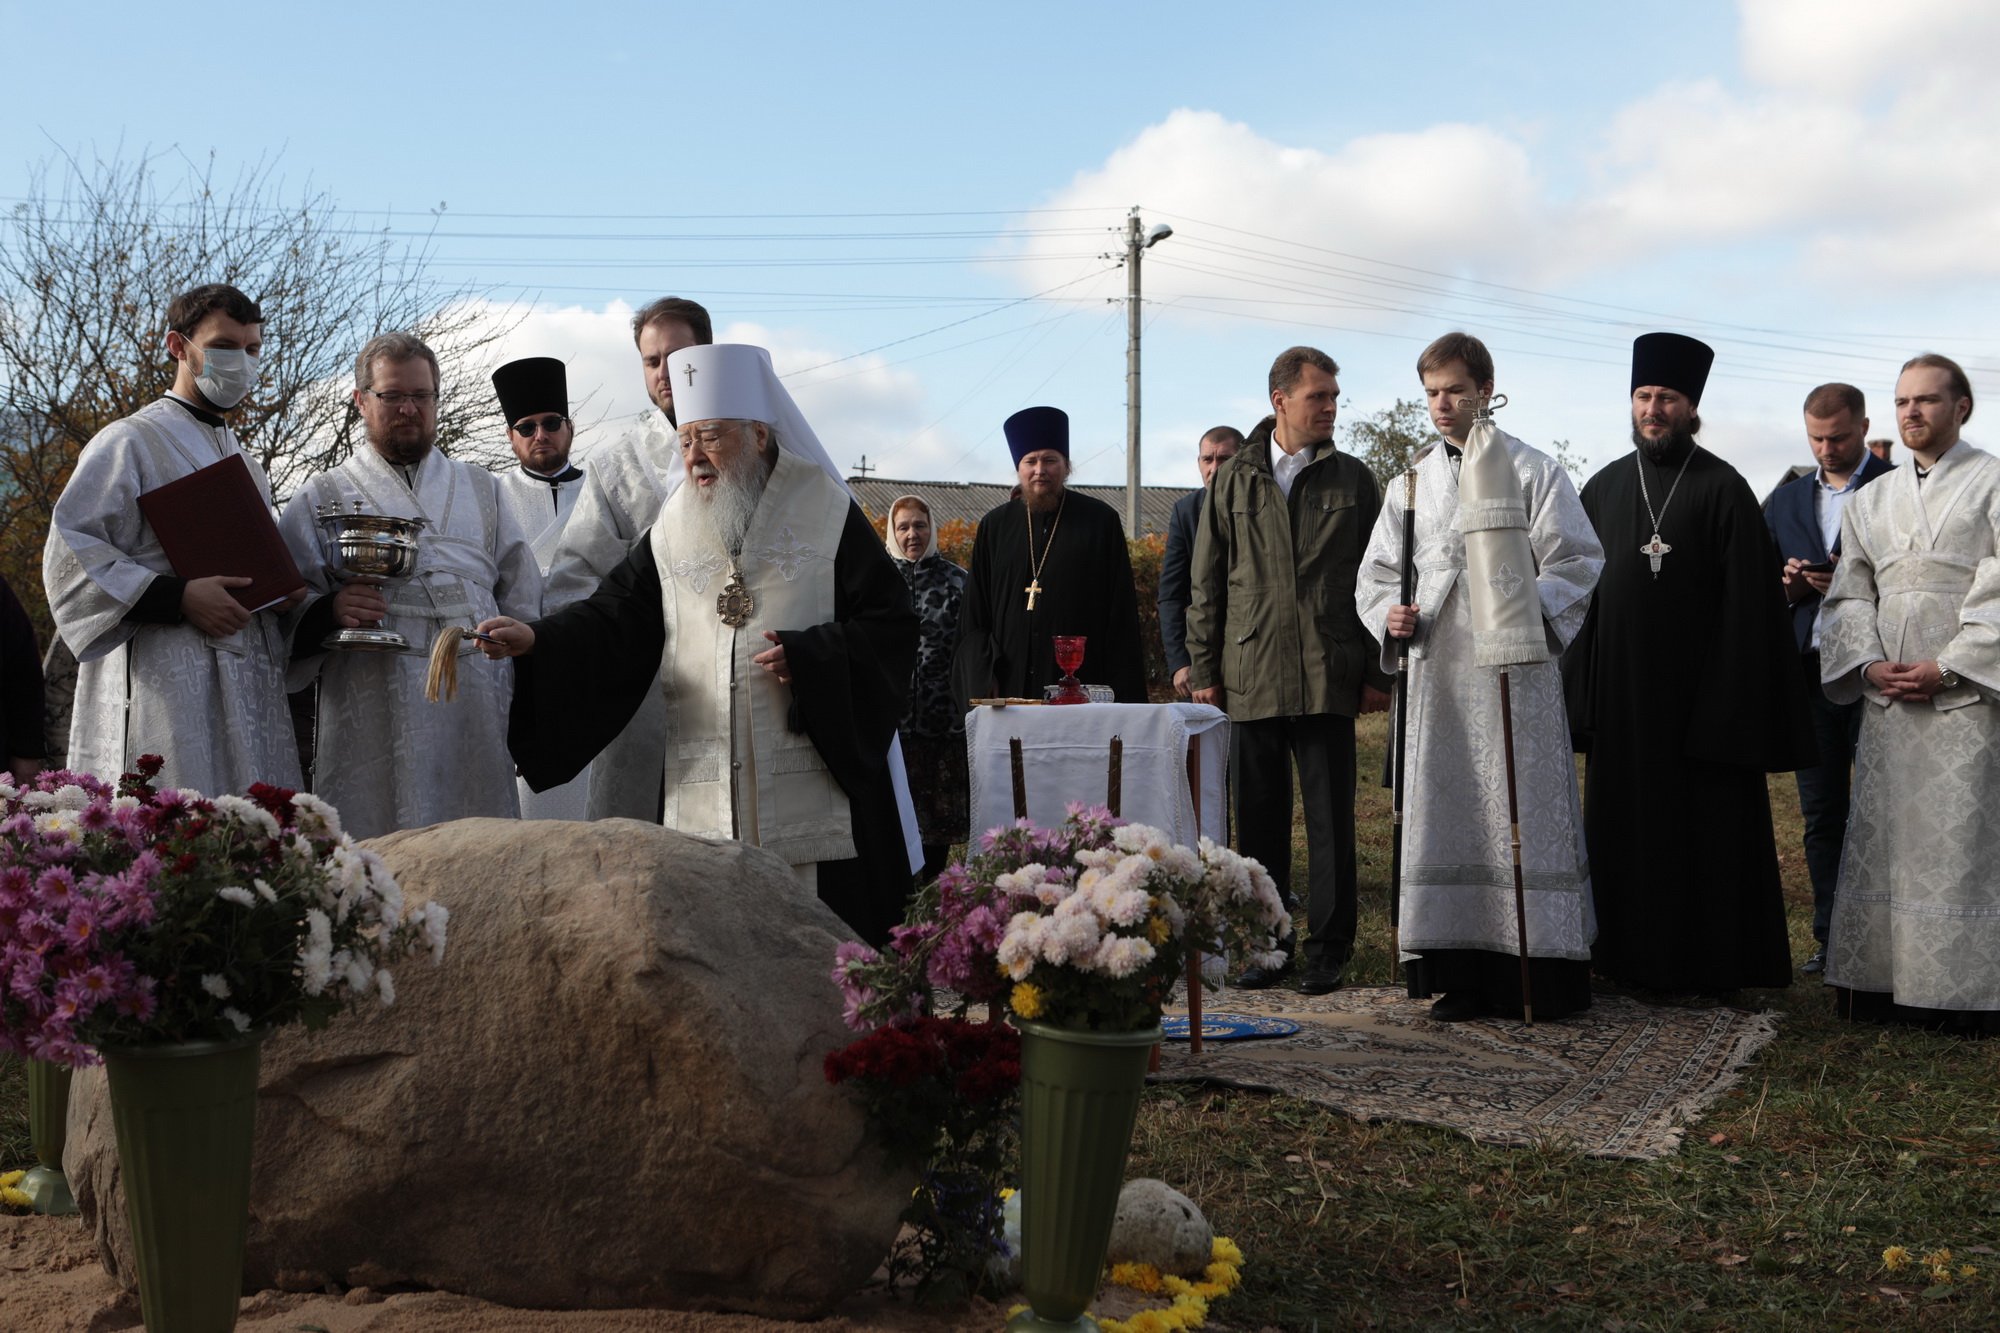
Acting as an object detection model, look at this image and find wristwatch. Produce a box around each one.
[1939,664,1962,689]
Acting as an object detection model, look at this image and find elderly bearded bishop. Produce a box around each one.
[495,344,919,944]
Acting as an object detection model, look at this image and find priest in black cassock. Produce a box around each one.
[1561,332,1815,994]
[476,343,919,945]
[952,407,1148,707]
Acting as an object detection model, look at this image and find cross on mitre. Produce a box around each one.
[681,363,698,387]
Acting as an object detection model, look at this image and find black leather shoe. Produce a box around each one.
[1429,992,1486,1022]
[1235,957,1296,989]
[1802,948,1827,976]
[1298,962,1344,995]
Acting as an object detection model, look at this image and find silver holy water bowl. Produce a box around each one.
[314,500,428,652]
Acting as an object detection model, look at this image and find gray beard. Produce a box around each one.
[697,464,766,556]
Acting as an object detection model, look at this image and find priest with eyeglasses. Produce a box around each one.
[478,344,920,945]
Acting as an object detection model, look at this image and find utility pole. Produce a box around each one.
[1124,208,1172,536]
[853,455,875,479]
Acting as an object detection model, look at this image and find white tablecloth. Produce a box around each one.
[965,702,1229,848]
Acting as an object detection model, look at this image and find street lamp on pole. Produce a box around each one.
[1125,208,1173,536]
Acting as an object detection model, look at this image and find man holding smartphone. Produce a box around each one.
[1762,382,1893,973]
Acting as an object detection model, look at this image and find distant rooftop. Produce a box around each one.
[847,477,1193,539]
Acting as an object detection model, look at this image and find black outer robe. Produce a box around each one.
[952,489,1148,708]
[507,501,918,946]
[1562,441,1816,993]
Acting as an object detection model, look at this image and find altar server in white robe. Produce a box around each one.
[543,297,712,819]
[1821,352,2000,1034]
[492,355,589,819]
[43,282,303,795]
[278,332,541,840]
[1357,333,1603,1022]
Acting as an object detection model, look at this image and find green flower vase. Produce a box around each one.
[101,1032,265,1333]
[1007,1019,1160,1332]
[21,1059,77,1215]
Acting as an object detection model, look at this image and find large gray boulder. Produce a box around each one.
[68,817,910,1318]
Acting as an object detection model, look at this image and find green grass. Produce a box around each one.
[7,715,1996,1329]
[1122,713,2000,1331]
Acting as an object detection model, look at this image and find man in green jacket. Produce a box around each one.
[1187,346,1391,993]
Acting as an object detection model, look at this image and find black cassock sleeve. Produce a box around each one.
[1,574,46,763]
[508,536,667,792]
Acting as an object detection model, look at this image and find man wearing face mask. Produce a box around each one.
[42,282,305,795]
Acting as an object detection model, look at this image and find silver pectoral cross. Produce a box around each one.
[1640,532,1672,576]
[1025,578,1042,610]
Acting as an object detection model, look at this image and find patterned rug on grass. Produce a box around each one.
[1151,986,1780,1160]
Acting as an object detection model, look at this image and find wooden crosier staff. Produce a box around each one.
[1389,465,1417,983]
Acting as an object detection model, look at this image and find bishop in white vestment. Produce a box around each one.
[1820,360,2000,1032]
[278,334,541,841]
[484,344,918,944]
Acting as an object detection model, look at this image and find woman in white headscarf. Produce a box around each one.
[885,494,968,879]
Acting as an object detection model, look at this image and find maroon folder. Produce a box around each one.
[136,454,306,612]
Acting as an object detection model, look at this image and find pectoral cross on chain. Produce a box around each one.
[1640,532,1672,577]
[1025,578,1042,610]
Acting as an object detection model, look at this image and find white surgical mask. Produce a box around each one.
[189,343,260,410]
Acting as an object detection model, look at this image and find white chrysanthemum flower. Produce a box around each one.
[1050,911,1100,963]
[997,913,1040,979]
[200,973,231,999]
[51,783,91,811]
[375,968,396,1005]
[419,900,449,963]
[221,1007,251,1033]
[253,878,278,903]
[216,885,257,908]
[1107,887,1152,927]
[32,811,81,842]
[342,954,374,995]
[289,791,344,839]
[214,794,284,841]
[1095,933,1155,979]
[111,794,141,813]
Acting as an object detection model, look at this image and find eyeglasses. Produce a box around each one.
[366,390,438,408]
[511,415,568,437]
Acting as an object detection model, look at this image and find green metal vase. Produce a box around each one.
[101,1032,265,1333]
[1007,1019,1160,1332]
[21,1059,77,1215]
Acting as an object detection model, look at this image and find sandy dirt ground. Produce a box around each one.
[0,1214,1193,1331]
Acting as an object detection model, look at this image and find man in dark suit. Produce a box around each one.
[1159,426,1242,697]
[1763,382,1894,974]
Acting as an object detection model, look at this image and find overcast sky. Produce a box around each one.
[5,0,1995,498]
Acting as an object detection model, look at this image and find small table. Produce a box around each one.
[964,701,1228,847]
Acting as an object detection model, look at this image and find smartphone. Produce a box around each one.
[1798,560,1834,575]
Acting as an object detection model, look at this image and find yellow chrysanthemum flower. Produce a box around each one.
[1147,915,1171,944]
[1882,1245,1911,1271]
[0,1185,31,1209]
[1923,1248,1953,1268]
[1109,1261,1165,1294]
[0,1170,24,1188]
[1011,982,1046,1020]
[1960,1264,1979,1279]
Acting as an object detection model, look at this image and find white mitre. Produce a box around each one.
[666,343,852,498]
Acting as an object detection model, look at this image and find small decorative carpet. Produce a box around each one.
[1151,986,1779,1160]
